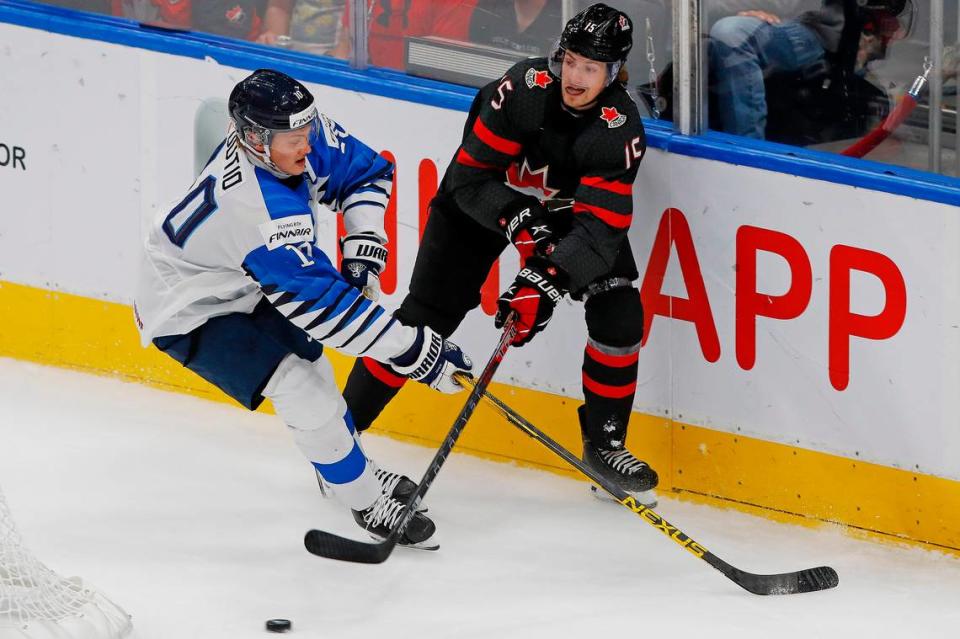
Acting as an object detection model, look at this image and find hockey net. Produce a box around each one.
[0,486,132,639]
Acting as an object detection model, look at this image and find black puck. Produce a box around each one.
[265,619,292,633]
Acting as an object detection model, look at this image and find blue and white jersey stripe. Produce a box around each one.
[306,114,394,239]
[135,118,412,363]
[241,234,408,361]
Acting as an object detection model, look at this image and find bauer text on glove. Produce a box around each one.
[495,258,569,347]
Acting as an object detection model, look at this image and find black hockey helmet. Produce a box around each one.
[228,69,318,151]
[561,3,633,62]
[549,4,633,84]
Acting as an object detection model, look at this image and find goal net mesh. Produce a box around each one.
[0,486,132,638]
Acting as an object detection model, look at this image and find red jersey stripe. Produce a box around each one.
[581,176,632,196]
[456,148,500,170]
[585,343,640,367]
[473,118,523,156]
[574,203,633,229]
[363,357,408,388]
[582,372,637,398]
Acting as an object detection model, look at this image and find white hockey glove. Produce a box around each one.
[390,326,474,394]
[340,233,388,301]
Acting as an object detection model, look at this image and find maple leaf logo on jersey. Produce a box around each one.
[225,5,246,23]
[600,106,627,128]
[505,159,560,199]
[524,68,554,90]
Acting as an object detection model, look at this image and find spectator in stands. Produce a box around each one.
[111,0,265,40]
[467,0,562,56]
[708,0,912,139]
[333,0,476,69]
[256,0,347,56]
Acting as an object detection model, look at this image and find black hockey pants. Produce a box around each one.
[342,200,645,449]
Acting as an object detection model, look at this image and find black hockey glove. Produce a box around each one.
[495,257,569,347]
[497,198,558,266]
[390,326,474,394]
[340,233,387,301]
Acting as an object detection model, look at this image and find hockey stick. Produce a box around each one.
[304,315,518,563]
[456,375,839,596]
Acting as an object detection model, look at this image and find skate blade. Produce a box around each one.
[365,532,439,551]
[590,484,658,508]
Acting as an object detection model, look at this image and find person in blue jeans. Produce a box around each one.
[708,7,829,139]
[708,0,912,140]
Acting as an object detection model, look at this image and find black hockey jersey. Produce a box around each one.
[437,57,646,292]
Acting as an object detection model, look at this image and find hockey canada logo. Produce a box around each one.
[225,4,246,24]
[524,68,553,89]
[600,106,627,128]
[618,15,630,30]
[506,159,560,199]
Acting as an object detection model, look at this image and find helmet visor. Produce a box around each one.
[549,41,624,87]
[267,112,321,154]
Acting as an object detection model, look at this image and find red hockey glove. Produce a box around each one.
[498,198,558,266]
[494,258,569,347]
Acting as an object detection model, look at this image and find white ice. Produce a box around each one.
[1,358,958,639]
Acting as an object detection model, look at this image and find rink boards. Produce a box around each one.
[1,13,959,553]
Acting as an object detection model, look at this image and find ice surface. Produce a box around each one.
[1,358,957,638]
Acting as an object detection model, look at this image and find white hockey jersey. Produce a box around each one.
[134,115,418,364]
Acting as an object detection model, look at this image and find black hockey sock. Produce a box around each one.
[343,357,407,432]
[580,340,640,449]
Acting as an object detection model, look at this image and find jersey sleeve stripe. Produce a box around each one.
[581,176,633,196]
[344,187,389,200]
[316,295,368,341]
[574,202,633,229]
[352,184,391,196]
[342,200,386,213]
[473,117,522,156]
[273,290,299,308]
[456,148,501,170]
[358,317,398,355]
[337,305,385,350]
[303,286,354,330]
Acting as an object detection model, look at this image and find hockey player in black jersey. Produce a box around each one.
[344,3,659,504]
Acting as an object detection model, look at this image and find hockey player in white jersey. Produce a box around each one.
[135,69,473,548]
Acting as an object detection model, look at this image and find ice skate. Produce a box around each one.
[579,407,659,507]
[352,487,438,550]
[317,463,426,511]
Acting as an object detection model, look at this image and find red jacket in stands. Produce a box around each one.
[112,1,262,40]
[344,0,476,70]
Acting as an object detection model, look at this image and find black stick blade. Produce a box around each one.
[730,565,839,595]
[304,529,394,564]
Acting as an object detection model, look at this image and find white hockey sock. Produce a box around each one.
[263,354,379,510]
